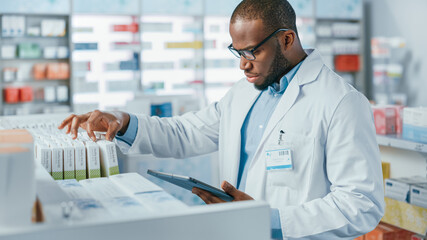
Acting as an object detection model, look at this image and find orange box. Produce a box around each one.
[365,223,396,240]
[32,63,47,80]
[335,54,360,72]
[380,222,413,240]
[46,63,69,80]
[3,87,19,103]
[19,86,33,102]
[354,235,365,240]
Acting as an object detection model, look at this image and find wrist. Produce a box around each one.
[118,112,130,135]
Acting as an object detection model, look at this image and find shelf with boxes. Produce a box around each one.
[0,13,71,115]
[315,18,365,92]
[372,105,427,237]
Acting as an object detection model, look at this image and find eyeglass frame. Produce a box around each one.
[228,28,289,61]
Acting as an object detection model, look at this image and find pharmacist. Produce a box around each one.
[59,0,385,239]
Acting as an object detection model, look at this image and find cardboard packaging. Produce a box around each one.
[402,107,427,144]
[71,140,87,181]
[3,87,20,103]
[409,183,427,208]
[334,54,360,72]
[0,129,35,226]
[97,140,120,177]
[19,86,33,102]
[83,141,101,178]
[33,63,47,80]
[372,106,396,135]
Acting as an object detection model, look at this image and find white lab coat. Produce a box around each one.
[124,49,385,239]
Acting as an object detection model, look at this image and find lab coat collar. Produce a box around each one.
[294,49,323,86]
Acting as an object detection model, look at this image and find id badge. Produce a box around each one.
[265,146,293,171]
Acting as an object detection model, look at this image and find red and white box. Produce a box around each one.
[386,105,405,134]
[372,106,396,135]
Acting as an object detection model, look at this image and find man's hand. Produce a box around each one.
[58,110,130,141]
[192,180,254,204]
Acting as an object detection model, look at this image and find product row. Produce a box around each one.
[1,44,69,59]
[3,85,69,103]
[2,62,70,81]
[1,15,66,37]
[372,105,427,144]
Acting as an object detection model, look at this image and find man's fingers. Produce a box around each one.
[192,187,224,204]
[105,120,120,141]
[221,181,238,195]
[58,114,76,132]
[85,123,96,142]
[70,114,90,139]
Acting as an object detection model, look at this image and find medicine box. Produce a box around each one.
[402,107,427,143]
[97,140,120,177]
[372,106,396,135]
[409,183,427,208]
[84,141,101,178]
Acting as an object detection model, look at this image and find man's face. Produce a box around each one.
[229,19,290,90]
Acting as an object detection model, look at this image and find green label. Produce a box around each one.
[52,171,63,180]
[75,169,87,181]
[64,170,75,180]
[89,169,100,178]
[109,166,120,176]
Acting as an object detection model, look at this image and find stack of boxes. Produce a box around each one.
[3,119,119,181]
[0,129,35,227]
[384,176,427,209]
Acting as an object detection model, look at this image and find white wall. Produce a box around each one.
[366,0,427,107]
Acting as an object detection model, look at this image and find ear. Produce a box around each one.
[278,30,296,52]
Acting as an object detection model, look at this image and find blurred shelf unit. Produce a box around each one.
[0,13,72,115]
[71,15,141,113]
[289,0,367,95]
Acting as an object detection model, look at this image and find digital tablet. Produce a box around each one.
[147,169,234,202]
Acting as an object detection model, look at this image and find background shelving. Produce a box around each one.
[0,13,72,115]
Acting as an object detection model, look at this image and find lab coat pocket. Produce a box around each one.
[265,132,315,189]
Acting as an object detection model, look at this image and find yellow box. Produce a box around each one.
[381,162,390,180]
[382,197,427,235]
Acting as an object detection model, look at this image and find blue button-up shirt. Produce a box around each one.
[238,61,303,239]
[117,60,304,239]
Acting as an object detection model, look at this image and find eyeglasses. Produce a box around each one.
[228,28,289,61]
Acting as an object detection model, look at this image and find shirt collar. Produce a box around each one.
[268,60,304,94]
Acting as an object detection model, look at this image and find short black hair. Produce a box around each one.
[231,0,298,36]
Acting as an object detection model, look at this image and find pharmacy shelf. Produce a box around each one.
[0,13,72,115]
[3,102,70,107]
[0,58,69,61]
[2,81,69,88]
[382,197,427,236]
[377,134,427,154]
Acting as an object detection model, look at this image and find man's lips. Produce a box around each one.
[245,73,259,83]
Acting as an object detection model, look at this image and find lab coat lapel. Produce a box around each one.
[260,79,300,147]
[227,81,261,186]
[247,49,323,171]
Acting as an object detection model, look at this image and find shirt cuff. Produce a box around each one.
[115,113,138,146]
[271,208,283,239]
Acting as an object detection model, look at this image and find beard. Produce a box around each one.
[254,43,291,91]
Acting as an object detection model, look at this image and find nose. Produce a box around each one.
[240,57,252,71]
